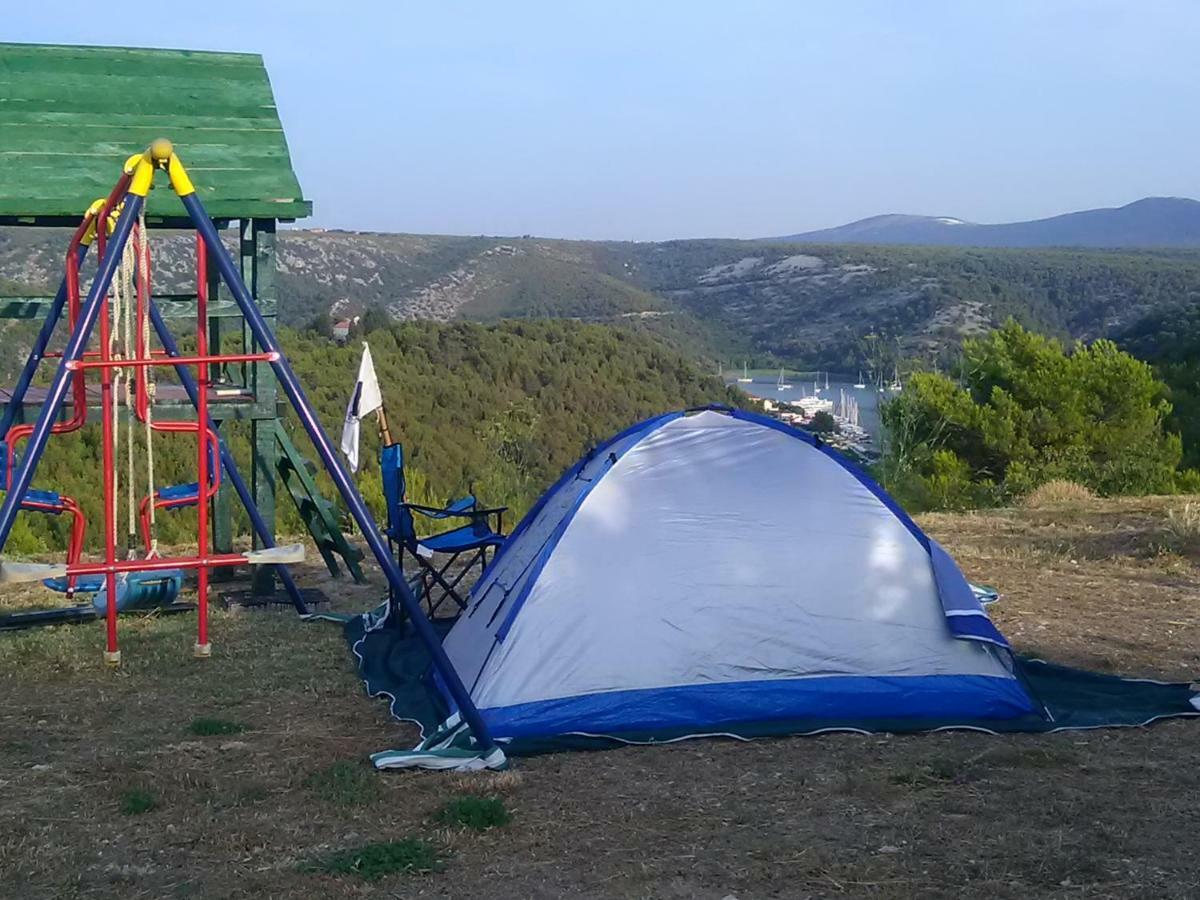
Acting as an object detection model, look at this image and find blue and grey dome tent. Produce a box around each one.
[353,407,1199,767]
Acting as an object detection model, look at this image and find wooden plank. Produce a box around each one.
[0,197,312,219]
[0,42,262,68]
[0,77,276,112]
[0,298,52,318]
[0,42,309,221]
[250,218,279,594]
[0,130,291,155]
[0,110,286,130]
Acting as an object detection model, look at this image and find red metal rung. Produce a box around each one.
[69,351,276,372]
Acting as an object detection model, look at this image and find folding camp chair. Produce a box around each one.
[380,443,506,620]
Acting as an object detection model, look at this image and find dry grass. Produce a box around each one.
[1022,479,1096,508]
[1164,501,1200,553]
[0,502,1198,899]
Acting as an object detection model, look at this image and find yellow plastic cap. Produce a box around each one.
[149,139,174,164]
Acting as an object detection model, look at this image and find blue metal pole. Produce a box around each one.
[0,195,144,553]
[181,194,495,752]
[146,299,309,614]
[0,245,89,438]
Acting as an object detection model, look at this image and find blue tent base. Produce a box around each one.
[346,615,1199,757]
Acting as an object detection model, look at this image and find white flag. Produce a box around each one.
[340,342,384,472]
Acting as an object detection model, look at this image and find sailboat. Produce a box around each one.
[776,368,792,391]
[853,371,866,389]
[824,371,830,391]
[737,362,752,383]
[888,363,903,392]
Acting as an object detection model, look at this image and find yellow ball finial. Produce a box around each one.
[149,138,174,165]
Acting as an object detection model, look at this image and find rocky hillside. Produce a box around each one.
[0,227,667,325]
[5,225,1200,370]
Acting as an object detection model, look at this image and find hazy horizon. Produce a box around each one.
[7,1,1199,241]
[281,194,1196,243]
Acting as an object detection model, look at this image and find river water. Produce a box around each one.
[730,374,888,438]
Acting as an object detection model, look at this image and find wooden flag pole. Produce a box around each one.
[376,405,394,447]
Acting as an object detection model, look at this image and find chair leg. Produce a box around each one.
[441,551,483,608]
[419,556,466,612]
[416,549,485,616]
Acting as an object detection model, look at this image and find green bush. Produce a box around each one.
[2,514,46,557]
[881,320,1182,510]
[1174,469,1200,494]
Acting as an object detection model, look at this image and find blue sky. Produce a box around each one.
[8,1,1199,240]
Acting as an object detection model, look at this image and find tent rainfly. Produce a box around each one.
[351,407,1200,767]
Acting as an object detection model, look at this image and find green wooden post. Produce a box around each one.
[208,243,234,569]
[250,219,279,595]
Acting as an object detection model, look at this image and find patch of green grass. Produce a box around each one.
[888,758,960,789]
[188,717,247,736]
[212,781,272,809]
[119,788,157,815]
[304,760,375,807]
[305,839,444,880]
[433,794,511,831]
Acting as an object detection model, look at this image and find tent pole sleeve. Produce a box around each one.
[146,299,309,614]
[0,195,143,554]
[179,192,495,752]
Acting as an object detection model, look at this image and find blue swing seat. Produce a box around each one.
[43,574,106,594]
[1,443,69,513]
[158,482,200,503]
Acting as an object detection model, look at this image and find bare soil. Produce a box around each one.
[1,497,1197,899]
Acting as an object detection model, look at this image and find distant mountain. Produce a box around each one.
[773,198,1200,249]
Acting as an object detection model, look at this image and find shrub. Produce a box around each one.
[1022,480,1096,508]
[3,515,46,557]
[806,410,839,434]
[1174,468,1200,494]
[881,320,1182,509]
[1164,502,1200,552]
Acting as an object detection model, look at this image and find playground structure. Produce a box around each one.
[0,150,311,653]
[0,44,364,621]
[0,134,505,766]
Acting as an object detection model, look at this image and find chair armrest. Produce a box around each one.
[404,500,480,520]
[403,502,507,536]
[468,506,508,516]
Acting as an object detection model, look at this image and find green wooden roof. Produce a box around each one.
[0,42,311,224]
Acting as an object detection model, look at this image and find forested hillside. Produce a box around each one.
[3,319,741,554]
[5,227,1200,375]
[600,241,1200,369]
[1114,302,1200,470]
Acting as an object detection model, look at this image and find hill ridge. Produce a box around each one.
[772,197,1200,248]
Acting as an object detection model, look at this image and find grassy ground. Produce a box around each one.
[1,497,1198,899]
